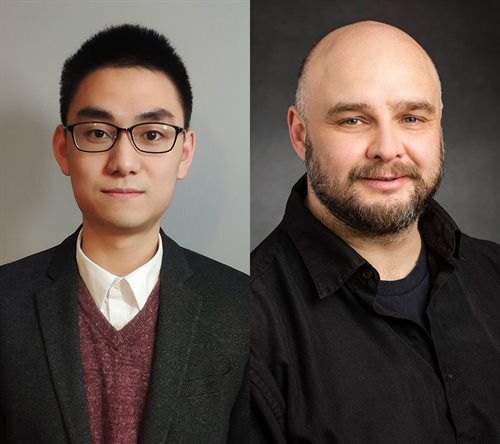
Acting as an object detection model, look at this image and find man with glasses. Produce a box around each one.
[0,24,247,443]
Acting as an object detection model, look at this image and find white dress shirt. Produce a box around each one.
[76,229,162,330]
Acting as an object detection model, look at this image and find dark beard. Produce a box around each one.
[305,137,443,236]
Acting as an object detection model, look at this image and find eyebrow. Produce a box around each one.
[75,107,176,122]
[138,108,175,121]
[394,100,436,115]
[326,102,373,120]
[76,107,113,120]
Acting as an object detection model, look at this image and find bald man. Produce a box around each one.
[251,21,500,443]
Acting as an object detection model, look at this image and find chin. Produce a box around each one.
[361,193,413,207]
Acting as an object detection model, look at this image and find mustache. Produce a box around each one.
[348,162,421,182]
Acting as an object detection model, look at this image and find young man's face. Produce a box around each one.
[53,66,195,237]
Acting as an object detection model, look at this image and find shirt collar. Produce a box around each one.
[282,176,366,299]
[281,175,462,299]
[418,198,462,260]
[75,229,163,310]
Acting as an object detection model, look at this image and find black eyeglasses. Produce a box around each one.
[64,121,186,154]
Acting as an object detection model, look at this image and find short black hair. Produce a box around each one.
[59,24,193,128]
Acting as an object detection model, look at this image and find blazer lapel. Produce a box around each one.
[35,230,92,444]
[139,232,202,444]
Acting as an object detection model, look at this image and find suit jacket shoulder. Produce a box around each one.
[0,242,62,292]
[182,245,248,302]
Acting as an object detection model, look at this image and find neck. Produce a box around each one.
[306,188,422,281]
[80,222,160,276]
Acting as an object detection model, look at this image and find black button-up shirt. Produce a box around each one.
[251,176,500,443]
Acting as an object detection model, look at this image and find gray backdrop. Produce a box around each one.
[0,0,249,272]
[251,0,500,249]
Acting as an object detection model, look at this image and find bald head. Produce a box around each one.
[295,21,442,120]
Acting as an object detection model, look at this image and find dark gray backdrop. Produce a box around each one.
[251,0,500,249]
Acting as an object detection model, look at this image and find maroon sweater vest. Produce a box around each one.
[78,279,160,444]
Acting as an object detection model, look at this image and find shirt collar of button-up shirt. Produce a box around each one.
[75,228,162,329]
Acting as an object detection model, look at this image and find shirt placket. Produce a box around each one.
[107,278,137,330]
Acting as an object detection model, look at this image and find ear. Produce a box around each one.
[177,129,196,180]
[52,125,71,176]
[288,105,307,161]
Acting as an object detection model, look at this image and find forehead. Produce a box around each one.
[67,66,184,123]
[305,30,441,116]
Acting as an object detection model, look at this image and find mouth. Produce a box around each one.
[102,188,144,198]
[363,176,405,181]
[359,176,409,191]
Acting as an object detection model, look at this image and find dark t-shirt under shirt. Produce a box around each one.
[375,242,430,330]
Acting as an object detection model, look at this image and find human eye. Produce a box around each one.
[143,130,162,141]
[87,128,111,139]
[401,115,427,125]
[137,124,173,143]
[337,117,365,127]
[77,123,113,144]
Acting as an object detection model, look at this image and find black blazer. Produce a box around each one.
[0,229,249,443]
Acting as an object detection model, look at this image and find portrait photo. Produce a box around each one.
[0,1,249,442]
[250,1,500,442]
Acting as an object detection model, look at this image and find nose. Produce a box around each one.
[104,130,142,176]
[365,123,405,162]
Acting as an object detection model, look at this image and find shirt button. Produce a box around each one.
[444,371,454,383]
[362,268,373,279]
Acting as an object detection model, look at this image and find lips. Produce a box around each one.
[102,188,144,198]
[103,188,142,193]
[360,176,409,191]
[364,176,404,181]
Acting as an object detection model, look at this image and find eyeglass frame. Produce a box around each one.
[64,121,186,154]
